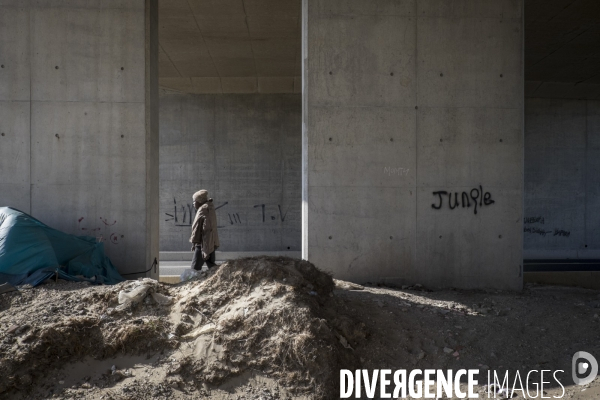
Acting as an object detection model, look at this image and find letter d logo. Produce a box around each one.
[572,351,598,385]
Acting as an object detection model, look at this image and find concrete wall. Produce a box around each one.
[0,0,159,278]
[524,98,600,259]
[160,93,301,252]
[303,0,524,289]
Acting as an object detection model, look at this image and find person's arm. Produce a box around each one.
[190,209,204,250]
[199,205,212,259]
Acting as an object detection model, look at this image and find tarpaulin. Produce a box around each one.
[0,207,124,287]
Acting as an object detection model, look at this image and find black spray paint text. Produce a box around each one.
[431,186,495,215]
[165,198,290,228]
[524,227,571,238]
[524,216,545,225]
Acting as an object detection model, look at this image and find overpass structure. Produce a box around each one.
[1,0,598,289]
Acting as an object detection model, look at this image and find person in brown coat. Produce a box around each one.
[190,189,220,271]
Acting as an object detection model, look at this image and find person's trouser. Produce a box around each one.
[191,245,216,271]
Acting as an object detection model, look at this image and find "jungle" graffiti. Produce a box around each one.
[431,186,495,215]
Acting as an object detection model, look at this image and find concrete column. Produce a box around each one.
[0,2,30,213]
[303,0,524,289]
[0,0,159,279]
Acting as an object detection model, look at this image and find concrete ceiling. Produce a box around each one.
[158,0,301,94]
[159,0,600,98]
[525,0,600,99]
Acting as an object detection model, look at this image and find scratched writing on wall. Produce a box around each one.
[523,227,571,238]
[77,217,123,244]
[524,216,545,225]
[384,167,410,176]
[523,217,571,237]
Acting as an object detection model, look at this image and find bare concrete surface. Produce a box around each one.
[525,0,600,100]
[159,93,301,253]
[0,0,159,278]
[158,0,301,94]
[524,99,600,260]
[303,0,524,289]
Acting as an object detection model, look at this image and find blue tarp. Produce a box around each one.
[0,207,124,287]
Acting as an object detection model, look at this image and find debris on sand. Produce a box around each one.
[0,257,361,399]
[117,278,173,311]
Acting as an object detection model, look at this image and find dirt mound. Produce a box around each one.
[0,280,175,397]
[0,257,362,399]
[170,256,359,398]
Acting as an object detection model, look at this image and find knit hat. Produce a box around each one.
[193,190,208,204]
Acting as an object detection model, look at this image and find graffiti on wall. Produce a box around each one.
[524,216,545,225]
[523,216,571,237]
[164,199,196,226]
[164,198,291,228]
[77,217,123,245]
[384,167,410,176]
[253,204,289,223]
[228,213,242,225]
[431,186,495,215]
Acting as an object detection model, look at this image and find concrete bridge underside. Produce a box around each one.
[0,0,598,289]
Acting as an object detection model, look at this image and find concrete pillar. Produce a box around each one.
[302,0,524,289]
[0,0,159,279]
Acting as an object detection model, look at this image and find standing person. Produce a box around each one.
[190,190,220,271]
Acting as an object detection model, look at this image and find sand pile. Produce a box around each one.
[0,257,361,399]
[0,279,176,398]
[168,256,359,398]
